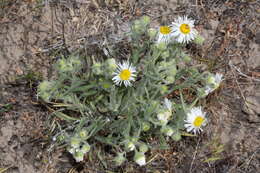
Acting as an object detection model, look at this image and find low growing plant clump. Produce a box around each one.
[38,16,223,166]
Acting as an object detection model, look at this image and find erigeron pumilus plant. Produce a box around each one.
[38,16,223,166]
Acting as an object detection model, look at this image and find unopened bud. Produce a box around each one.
[161,126,174,136]
[160,85,168,95]
[70,137,81,148]
[105,58,117,72]
[194,34,205,45]
[139,143,148,153]
[125,141,135,151]
[183,54,192,62]
[92,62,102,75]
[57,135,65,142]
[161,50,170,58]
[156,42,167,50]
[134,152,146,166]
[166,76,175,83]
[148,28,157,39]
[81,143,91,153]
[142,122,151,132]
[171,131,181,141]
[114,153,126,166]
[207,75,215,84]
[67,146,75,154]
[74,151,84,162]
[38,81,51,92]
[132,20,142,33]
[79,129,88,139]
[141,16,150,26]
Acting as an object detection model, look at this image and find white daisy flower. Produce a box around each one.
[112,61,136,87]
[184,107,207,134]
[157,25,174,44]
[171,16,198,44]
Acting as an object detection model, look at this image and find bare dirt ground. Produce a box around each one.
[0,0,259,173]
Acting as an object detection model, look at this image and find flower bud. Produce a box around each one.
[161,50,170,58]
[160,85,168,95]
[168,67,177,76]
[156,42,167,50]
[57,59,75,72]
[161,126,174,136]
[70,57,81,67]
[81,143,91,153]
[171,131,181,141]
[125,141,135,151]
[166,76,175,83]
[79,129,88,139]
[139,143,148,153]
[57,134,65,142]
[134,152,146,166]
[92,62,102,75]
[141,16,150,26]
[132,20,142,33]
[190,67,199,74]
[207,75,215,85]
[105,58,117,72]
[57,59,67,72]
[67,146,75,154]
[38,81,52,92]
[157,112,168,125]
[148,28,157,40]
[183,54,192,62]
[114,153,126,166]
[157,111,171,125]
[38,80,53,101]
[142,122,151,132]
[74,151,84,162]
[194,34,205,45]
[159,61,168,69]
[40,92,51,102]
[70,137,81,148]
[101,82,112,89]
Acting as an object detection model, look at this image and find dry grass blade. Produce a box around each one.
[0,166,13,173]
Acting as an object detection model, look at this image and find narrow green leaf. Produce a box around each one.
[203,157,221,163]
[53,112,80,121]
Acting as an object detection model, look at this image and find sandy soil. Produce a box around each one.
[0,0,259,172]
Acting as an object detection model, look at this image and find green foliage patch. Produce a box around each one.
[38,16,223,166]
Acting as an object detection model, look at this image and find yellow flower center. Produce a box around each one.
[193,116,204,127]
[160,26,171,35]
[180,24,191,34]
[119,69,131,80]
